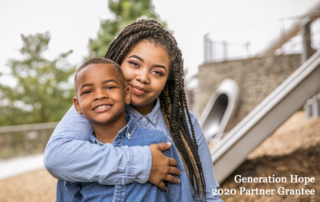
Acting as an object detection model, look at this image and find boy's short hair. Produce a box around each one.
[74,57,124,93]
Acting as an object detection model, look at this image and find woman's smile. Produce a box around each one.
[130,84,149,96]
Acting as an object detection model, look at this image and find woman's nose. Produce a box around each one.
[136,68,150,84]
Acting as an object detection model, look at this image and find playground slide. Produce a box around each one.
[199,79,240,143]
[210,50,320,184]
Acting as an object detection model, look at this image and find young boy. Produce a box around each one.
[55,57,192,202]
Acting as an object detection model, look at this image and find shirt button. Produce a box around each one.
[142,118,146,122]
[128,133,131,137]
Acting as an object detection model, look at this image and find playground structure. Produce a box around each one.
[199,79,240,143]
[211,50,320,183]
[199,4,320,183]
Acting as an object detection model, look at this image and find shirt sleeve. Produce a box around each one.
[43,105,152,185]
[189,112,223,202]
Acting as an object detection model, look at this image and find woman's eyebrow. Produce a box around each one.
[128,55,167,72]
[128,55,144,62]
[153,64,167,72]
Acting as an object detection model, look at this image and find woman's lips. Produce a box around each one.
[130,85,148,96]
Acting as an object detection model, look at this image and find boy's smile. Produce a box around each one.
[73,63,130,127]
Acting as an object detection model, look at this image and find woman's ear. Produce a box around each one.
[124,86,131,105]
[73,97,82,114]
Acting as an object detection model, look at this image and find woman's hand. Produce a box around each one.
[148,142,181,191]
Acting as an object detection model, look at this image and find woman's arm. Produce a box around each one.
[189,112,223,202]
[44,105,152,185]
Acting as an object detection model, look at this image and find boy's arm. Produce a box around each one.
[44,105,151,185]
[44,106,180,187]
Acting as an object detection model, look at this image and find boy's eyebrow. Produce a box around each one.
[102,79,119,84]
[128,55,167,72]
[79,79,119,91]
[80,83,93,91]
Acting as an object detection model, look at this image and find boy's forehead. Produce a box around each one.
[77,63,123,86]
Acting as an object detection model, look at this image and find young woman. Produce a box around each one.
[44,19,221,201]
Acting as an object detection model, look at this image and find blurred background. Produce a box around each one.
[1,0,320,201]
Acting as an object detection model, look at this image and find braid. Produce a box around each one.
[105,19,206,199]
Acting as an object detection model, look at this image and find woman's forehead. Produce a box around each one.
[124,40,170,65]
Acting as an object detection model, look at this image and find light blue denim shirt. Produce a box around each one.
[44,98,222,201]
[57,114,193,202]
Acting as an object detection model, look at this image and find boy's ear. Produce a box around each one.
[73,97,82,114]
[124,86,131,105]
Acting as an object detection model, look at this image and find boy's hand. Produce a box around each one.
[148,142,181,191]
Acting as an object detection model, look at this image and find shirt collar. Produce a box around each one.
[89,114,137,145]
[125,98,160,126]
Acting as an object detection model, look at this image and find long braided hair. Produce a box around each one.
[105,19,206,198]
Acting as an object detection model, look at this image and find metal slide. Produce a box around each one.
[210,51,320,184]
[199,79,240,143]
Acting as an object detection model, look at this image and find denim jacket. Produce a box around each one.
[56,114,193,202]
[44,98,222,201]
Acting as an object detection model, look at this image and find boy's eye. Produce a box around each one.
[83,90,92,94]
[105,86,115,90]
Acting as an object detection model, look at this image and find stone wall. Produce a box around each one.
[194,54,301,133]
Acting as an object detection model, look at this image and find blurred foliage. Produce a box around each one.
[0,32,76,126]
[87,0,168,59]
[0,0,167,126]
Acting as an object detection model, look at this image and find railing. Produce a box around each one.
[0,122,58,159]
[203,15,320,63]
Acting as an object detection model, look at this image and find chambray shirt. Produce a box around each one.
[57,114,193,202]
[44,98,222,201]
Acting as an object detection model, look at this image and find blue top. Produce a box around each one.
[56,114,193,202]
[44,98,222,201]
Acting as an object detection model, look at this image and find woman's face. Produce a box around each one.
[121,40,170,113]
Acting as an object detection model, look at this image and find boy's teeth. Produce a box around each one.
[95,105,110,110]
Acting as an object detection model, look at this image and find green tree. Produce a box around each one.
[0,32,76,126]
[87,0,167,58]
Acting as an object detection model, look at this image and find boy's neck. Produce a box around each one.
[91,114,128,144]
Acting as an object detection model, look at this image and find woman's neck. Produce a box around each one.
[131,100,156,116]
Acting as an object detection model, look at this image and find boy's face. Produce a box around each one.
[73,63,131,125]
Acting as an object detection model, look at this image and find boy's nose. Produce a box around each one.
[94,92,108,100]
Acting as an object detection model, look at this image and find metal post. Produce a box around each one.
[223,40,227,61]
[312,96,319,119]
[304,99,313,120]
[41,129,47,152]
[204,33,210,63]
[23,131,28,155]
[246,42,251,58]
[301,16,315,64]
[4,133,11,158]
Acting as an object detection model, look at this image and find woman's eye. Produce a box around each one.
[129,61,140,67]
[153,70,164,76]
